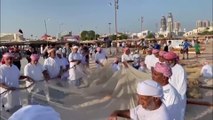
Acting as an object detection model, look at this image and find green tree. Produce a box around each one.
[88,30,96,40]
[81,31,89,40]
[109,35,117,40]
[95,34,100,40]
[119,33,128,39]
[146,33,155,38]
[159,34,164,38]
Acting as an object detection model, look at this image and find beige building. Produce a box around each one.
[0,33,24,42]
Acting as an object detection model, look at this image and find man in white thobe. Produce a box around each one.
[109,80,170,120]
[8,105,61,120]
[24,54,50,102]
[144,48,159,70]
[0,53,28,111]
[121,47,134,68]
[43,48,63,79]
[56,50,69,81]
[111,57,121,72]
[152,62,182,120]
[68,46,84,87]
[158,51,167,63]
[163,51,187,119]
[95,47,107,69]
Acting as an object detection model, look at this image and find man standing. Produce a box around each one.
[194,41,201,60]
[153,40,161,50]
[152,62,182,120]
[182,39,191,59]
[62,43,71,59]
[0,53,27,111]
[158,51,167,63]
[144,48,154,70]
[13,47,22,70]
[108,80,170,120]
[43,48,63,79]
[24,54,50,102]
[163,52,187,118]
[168,41,173,52]
[95,47,107,69]
[121,47,134,68]
[68,46,84,87]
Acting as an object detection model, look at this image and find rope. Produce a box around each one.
[0,78,35,95]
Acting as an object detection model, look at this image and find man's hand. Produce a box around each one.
[123,62,129,68]
[108,111,118,120]
[95,61,100,64]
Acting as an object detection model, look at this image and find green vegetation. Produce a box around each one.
[159,34,164,38]
[146,33,155,38]
[80,30,98,40]
[198,31,213,35]
[109,33,128,40]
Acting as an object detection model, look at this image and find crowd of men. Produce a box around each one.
[0,39,212,120]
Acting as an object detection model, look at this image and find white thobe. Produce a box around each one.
[121,54,133,62]
[162,84,182,120]
[144,54,159,70]
[201,65,213,78]
[132,54,141,66]
[68,52,83,81]
[43,57,62,79]
[138,66,146,72]
[24,63,49,101]
[169,64,187,119]
[0,64,20,110]
[130,104,170,120]
[112,63,121,72]
[95,51,107,69]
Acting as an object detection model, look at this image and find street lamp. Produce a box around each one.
[44,18,50,35]
[108,22,112,35]
[44,20,47,34]
[141,16,143,32]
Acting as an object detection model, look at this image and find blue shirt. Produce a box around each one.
[183,42,190,50]
[153,44,161,50]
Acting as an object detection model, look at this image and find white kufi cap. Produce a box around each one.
[137,80,163,97]
[8,105,61,120]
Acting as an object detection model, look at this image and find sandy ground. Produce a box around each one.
[1,40,213,120]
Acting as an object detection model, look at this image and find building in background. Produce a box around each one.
[203,20,210,27]
[184,20,212,37]
[0,33,25,42]
[196,20,210,28]
[167,12,174,33]
[131,30,152,39]
[157,12,184,38]
[160,16,167,32]
[174,21,181,32]
[196,20,203,28]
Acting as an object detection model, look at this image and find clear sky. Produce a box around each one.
[0,0,212,38]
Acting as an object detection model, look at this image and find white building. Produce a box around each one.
[131,30,152,39]
[0,33,24,42]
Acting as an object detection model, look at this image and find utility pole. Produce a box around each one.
[114,0,119,54]
[141,16,143,32]
[44,20,47,34]
[114,0,118,36]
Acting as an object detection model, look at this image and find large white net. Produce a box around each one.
[33,61,151,120]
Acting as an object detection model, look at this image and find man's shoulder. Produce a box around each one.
[173,64,184,70]
[25,63,32,67]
